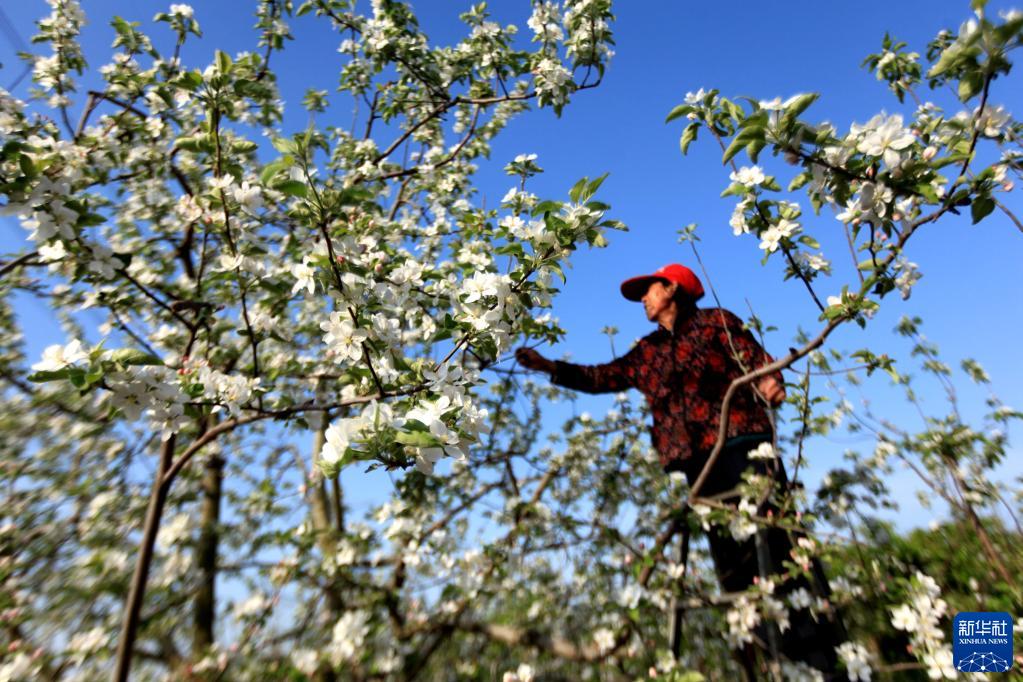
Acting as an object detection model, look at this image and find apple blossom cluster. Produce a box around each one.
[563,0,615,66]
[527,2,563,46]
[104,365,190,439]
[724,595,760,649]
[532,57,573,108]
[30,0,85,109]
[673,10,1022,319]
[836,641,873,682]
[890,572,956,679]
[502,662,535,682]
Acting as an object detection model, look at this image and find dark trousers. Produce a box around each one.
[681,435,846,678]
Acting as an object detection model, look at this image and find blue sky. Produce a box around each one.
[2,0,1022,534]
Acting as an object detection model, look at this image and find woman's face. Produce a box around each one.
[641,279,677,322]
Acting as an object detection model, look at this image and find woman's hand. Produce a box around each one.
[515,347,554,375]
[757,375,786,407]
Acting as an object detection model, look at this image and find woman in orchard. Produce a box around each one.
[516,263,845,678]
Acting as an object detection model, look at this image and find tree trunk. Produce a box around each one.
[113,434,177,682]
[192,453,224,654]
[308,405,344,616]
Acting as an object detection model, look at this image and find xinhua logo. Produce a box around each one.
[953,612,1013,673]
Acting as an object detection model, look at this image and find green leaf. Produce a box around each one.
[106,348,163,366]
[174,136,206,153]
[271,137,298,155]
[722,135,747,165]
[273,180,308,198]
[720,182,746,198]
[788,172,811,191]
[568,177,586,204]
[548,261,566,284]
[679,122,699,155]
[495,242,525,258]
[583,173,609,202]
[665,104,694,123]
[971,196,995,224]
[722,124,765,164]
[77,212,106,228]
[259,159,291,185]
[26,368,73,383]
[176,71,203,91]
[215,49,233,75]
[746,139,766,164]
[394,430,441,448]
[798,235,820,249]
[784,92,819,119]
[84,365,104,386]
[230,139,259,154]
[958,72,983,101]
[531,200,562,217]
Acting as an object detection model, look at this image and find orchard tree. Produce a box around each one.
[0,0,633,679]
[662,1,1023,678]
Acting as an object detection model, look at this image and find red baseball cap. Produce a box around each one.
[620,263,705,302]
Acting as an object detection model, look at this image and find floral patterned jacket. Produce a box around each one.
[551,307,782,472]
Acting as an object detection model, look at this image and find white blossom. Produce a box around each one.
[593,627,616,654]
[502,663,535,682]
[330,610,370,664]
[32,339,88,372]
[729,165,766,188]
[837,641,872,681]
[321,312,369,364]
[290,650,319,676]
[684,88,707,105]
[320,416,369,471]
[854,113,915,168]
[233,593,269,620]
[232,181,263,210]
[168,3,194,18]
[748,442,776,460]
[725,595,760,648]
